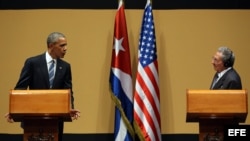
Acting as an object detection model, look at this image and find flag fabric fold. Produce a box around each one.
[109,0,134,141]
[133,0,161,141]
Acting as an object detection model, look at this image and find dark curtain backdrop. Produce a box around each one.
[0,0,250,9]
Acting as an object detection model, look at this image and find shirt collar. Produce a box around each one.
[46,51,56,64]
[218,67,232,78]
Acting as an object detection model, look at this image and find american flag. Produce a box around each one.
[109,0,134,141]
[133,0,161,141]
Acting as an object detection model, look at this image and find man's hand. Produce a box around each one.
[70,109,80,120]
[4,113,14,123]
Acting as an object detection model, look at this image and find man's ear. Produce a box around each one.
[48,43,55,49]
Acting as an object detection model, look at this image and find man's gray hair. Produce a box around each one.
[47,32,66,47]
[218,46,235,67]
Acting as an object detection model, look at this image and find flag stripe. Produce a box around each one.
[147,61,160,97]
[136,63,160,121]
[112,68,133,102]
[134,66,161,140]
[134,102,156,141]
[134,91,159,141]
[115,116,127,141]
[144,62,160,103]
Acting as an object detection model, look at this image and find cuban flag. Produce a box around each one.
[109,0,134,141]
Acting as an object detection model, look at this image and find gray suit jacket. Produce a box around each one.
[210,68,242,90]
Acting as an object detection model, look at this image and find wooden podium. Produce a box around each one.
[186,89,248,141]
[9,89,72,141]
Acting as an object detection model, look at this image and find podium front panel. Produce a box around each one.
[186,89,248,122]
[9,89,72,121]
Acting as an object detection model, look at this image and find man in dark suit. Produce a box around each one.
[5,32,80,141]
[210,46,242,89]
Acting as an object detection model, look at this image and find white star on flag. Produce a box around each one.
[113,37,125,56]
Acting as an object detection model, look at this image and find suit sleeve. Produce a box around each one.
[15,59,32,89]
[64,64,74,109]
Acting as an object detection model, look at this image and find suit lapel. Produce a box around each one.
[214,77,224,89]
[213,69,232,89]
[39,53,50,88]
[53,59,64,87]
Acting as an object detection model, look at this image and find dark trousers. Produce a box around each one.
[58,121,64,141]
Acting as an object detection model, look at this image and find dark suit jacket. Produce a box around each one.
[210,68,242,89]
[15,53,74,108]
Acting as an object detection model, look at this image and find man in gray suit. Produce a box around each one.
[210,46,242,89]
[6,32,80,141]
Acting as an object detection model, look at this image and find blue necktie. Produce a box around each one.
[49,60,55,88]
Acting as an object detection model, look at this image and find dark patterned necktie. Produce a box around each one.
[211,73,218,89]
[49,60,55,88]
